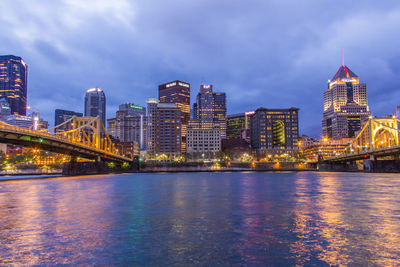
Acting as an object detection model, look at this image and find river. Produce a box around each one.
[0,172,399,265]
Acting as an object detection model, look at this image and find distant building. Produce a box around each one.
[322,64,371,139]
[54,109,83,133]
[153,103,181,156]
[84,88,106,126]
[159,81,190,153]
[114,141,140,158]
[226,111,255,140]
[193,85,227,138]
[250,107,299,156]
[221,138,252,157]
[118,103,146,117]
[0,55,28,115]
[2,114,48,130]
[146,98,159,153]
[107,103,147,150]
[302,138,350,161]
[0,98,11,117]
[186,121,221,156]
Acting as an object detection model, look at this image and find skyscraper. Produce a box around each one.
[84,88,106,126]
[107,103,147,150]
[146,98,159,153]
[322,64,371,139]
[54,109,83,133]
[153,103,181,156]
[0,55,28,115]
[158,81,190,153]
[193,84,227,138]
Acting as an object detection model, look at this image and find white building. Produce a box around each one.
[186,121,221,155]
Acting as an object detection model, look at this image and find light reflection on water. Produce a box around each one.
[0,172,400,265]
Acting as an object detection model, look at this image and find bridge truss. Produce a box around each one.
[0,116,131,163]
[325,117,400,162]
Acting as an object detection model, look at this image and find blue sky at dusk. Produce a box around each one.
[1,0,400,137]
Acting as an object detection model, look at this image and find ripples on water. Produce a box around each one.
[0,172,400,265]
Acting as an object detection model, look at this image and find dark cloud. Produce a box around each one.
[1,0,400,136]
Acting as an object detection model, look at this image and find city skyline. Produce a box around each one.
[1,1,400,138]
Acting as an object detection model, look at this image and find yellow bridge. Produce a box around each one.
[0,116,132,163]
[321,117,400,172]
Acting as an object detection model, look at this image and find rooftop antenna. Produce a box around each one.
[342,50,344,66]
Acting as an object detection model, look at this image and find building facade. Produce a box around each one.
[250,107,299,156]
[146,98,159,153]
[153,103,181,156]
[193,84,227,138]
[186,121,221,156]
[84,87,106,126]
[322,65,371,139]
[159,81,190,153]
[107,103,147,150]
[54,109,83,133]
[226,111,254,140]
[0,55,28,115]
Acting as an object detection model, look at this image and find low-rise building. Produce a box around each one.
[186,121,221,156]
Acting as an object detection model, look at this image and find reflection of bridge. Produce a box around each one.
[321,117,400,172]
[0,116,132,163]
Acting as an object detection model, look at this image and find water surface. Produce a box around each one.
[0,172,400,265]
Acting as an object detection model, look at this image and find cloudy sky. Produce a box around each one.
[1,0,400,137]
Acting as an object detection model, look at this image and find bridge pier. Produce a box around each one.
[363,159,400,173]
[62,159,109,176]
[318,161,359,172]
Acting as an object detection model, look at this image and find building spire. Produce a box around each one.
[342,50,344,66]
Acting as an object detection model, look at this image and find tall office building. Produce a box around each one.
[158,81,190,153]
[0,55,28,115]
[322,64,371,139]
[84,88,106,126]
[107,103,147,150]
[118,103,146,117]
[193,84,227,138]
[250,108,299,156]
[146,98,159,153]
[153,103,181,156]
[54,109,83,133]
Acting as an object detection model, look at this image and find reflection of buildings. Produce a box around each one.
[322,64,370,139]
[250,107,299,156]
[84,88,106,126]
[54,109,83,133]
[0,55,27,115]
[159,81,190,153]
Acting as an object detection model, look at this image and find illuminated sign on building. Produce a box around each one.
[245,111,255,116]
[130,105,143,110]
[178,82,190,88]
[166,82,177,88]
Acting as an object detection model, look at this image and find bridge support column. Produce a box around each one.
[363,158,400,173]
[318,161,359,172]
[62,157,109,176]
